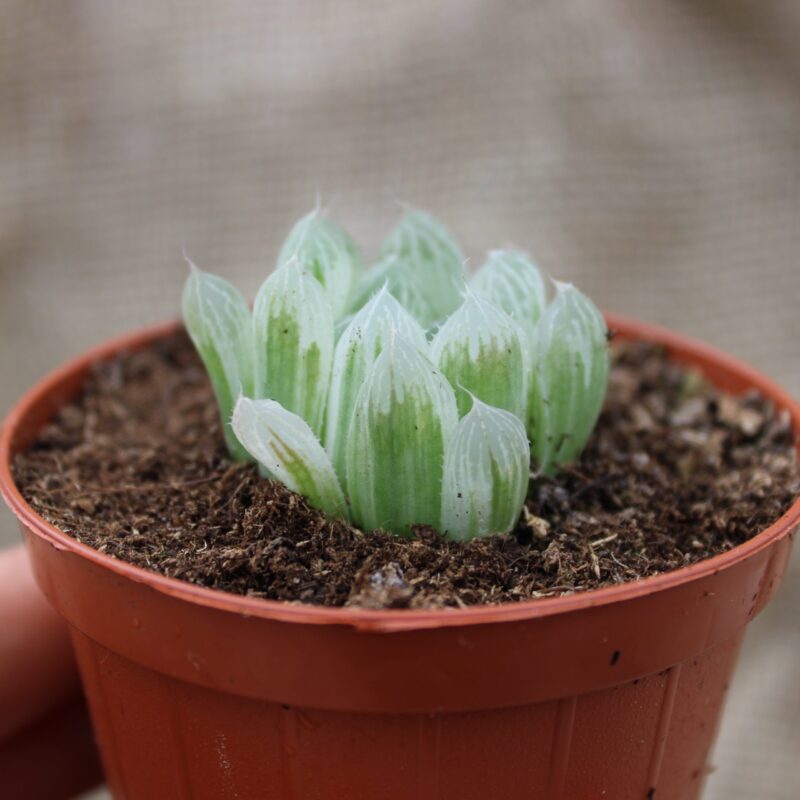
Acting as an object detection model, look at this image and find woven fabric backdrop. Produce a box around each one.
[1,2,799,797]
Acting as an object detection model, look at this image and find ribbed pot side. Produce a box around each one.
[1,315,798,800]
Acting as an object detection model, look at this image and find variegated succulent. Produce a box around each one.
[182,207,609,540]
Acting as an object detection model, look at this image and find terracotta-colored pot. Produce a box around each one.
[1,315,798,800]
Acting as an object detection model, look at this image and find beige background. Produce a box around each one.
[1,2,798,798]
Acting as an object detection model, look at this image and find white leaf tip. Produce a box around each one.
[553,278,575,294]
[182,248,199,274]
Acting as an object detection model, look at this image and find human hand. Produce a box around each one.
[0,544,102,799]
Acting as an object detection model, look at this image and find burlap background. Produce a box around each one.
[1,2,798,797]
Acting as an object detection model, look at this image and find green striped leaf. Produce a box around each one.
[345,334,458,536]
[325,286,427,484]
[350,209,465,326]
[232,396,348,518]
[528,282,609,474]
[181,262,254,461]
[470,249,548,334]
[430,291,529,420]
[278,211,363,319]
[253,259,334,437]
[440,398,530,540]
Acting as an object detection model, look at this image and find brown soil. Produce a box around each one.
[12,333,799,609]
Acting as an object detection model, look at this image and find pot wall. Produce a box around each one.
[66,623,743,800]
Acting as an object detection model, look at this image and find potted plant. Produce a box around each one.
[1,208,798,800]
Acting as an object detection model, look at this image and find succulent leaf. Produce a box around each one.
[351,209,465,326]
[527,282,609,474]
[232,396,348,518]
[345,334,458,536]
[440,398,530,540]
[430,291,529,420]
[252,259,334,437]
[470,249,548,334]
[181,262,254,461]
[278,211,363,319]
[326,287,428,484]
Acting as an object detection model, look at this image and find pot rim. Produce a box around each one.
[1,313,798,633]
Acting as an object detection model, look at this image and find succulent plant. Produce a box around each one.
[182,207,609,540]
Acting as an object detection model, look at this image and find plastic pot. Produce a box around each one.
[1,315,798,800]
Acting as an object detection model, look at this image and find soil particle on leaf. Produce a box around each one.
[12,333,799,609]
